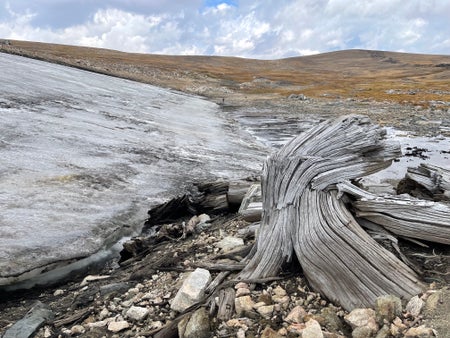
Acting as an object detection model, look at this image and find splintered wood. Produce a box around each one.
[239,115,427,311]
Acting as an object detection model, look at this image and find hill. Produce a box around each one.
[1,39,450,108]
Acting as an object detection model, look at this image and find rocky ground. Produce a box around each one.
[0,44,449,338]
[0,203,448,338]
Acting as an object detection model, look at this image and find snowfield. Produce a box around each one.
[0,53,265,287]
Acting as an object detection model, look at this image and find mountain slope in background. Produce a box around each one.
[1,39,450,108]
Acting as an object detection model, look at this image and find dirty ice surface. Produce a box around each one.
[0,53,266,287]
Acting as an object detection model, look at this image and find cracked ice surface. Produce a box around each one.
[0,53,266,285]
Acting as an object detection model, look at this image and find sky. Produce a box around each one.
[1,0,449,59]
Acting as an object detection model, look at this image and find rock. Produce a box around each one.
[235,295,255,316]
[320,306,344,332]
[183,307,211,338]
[107,320,130,333]
[70,325,85,335]
[273,286,287,297]
[126,305,149,321]
[404,325,434,337]
[344,308,378,333]
[2,301,54,338]
[302,319,324,338]
[260,326,283,338]
[375,295,402,324]
[215,236,244,252]
[406,296,424,317]
[352,325,374,338]
[236,287,251,297]
[375,324,391,338]
[170,268,211,312]
[53,289,64,296]
[284,305,307,323]
[257,305,275,318]
[424,291,441,314]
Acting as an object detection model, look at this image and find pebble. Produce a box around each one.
[285,305,307,323]
[70,325,85,335]
[302,318,324,338]
[256,305,274,318]
[107,320,130,333]
[53,289,64,296]
[126,306,149,321]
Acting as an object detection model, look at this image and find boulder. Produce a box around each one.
[171,268,211,312]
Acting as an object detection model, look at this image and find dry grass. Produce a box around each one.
[1,39,450,107]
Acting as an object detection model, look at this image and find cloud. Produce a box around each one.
[0,0,449,59]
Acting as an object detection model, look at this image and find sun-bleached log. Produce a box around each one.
[338,181,450,245]
[405,163,450,201]
[239,115,425,310]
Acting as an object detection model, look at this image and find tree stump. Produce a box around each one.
[239,115,426,310]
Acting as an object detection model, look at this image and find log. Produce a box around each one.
[404,163,450,201]
[239,115,425,310]
[338,181,450,245]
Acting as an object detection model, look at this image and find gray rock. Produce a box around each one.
[302,319,324,338]
[126,305,149,321]
[3,301,54,338]
[344,308,378,333]
[405,295,424,317]
[352,325,374,338]
[215,236,244,252]
[170,268,211,312]
[375,295,402,324]
[183,307,211,338]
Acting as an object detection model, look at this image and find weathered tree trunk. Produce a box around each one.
[338,180,450,245]
[239,115,426,310]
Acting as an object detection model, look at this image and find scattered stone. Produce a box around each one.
[53,289,64,296]
[404,325,434,337]
[235,295,255,316]
[183,307,211,338]
[424,291,442,314]
[320,306,344,332]
[406,295,425,317]
[70,324,85,335]
[107,320,130,333]
[375,324,391,338]
[2,301,54,338]
[236,287,251,297]
[284,305,307,323]
[257,305,275,318]
[260,326,283,338]
[302,318,324,338]
[375,295,402,324]
[170,268,211,312]
[345,308,378,336]
[352,325,375,338]
[126,306,149,321]
[215,236,244,252]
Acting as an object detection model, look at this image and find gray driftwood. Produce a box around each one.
[239,115,425,310]
[405,163,450,201]
[338,180,450,245]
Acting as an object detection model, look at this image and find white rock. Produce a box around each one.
[285,305,307,324]
[302,319,324,338]
[126,306,149,321]
[257,305,274,318]
[235,295,255,316]
[236,287,251,297]
[107,320,130,333]
[170,268,211,312]
[53,289,64,296]
[215,236,244,252]
[344,308,378,330]
[70,325,85,335]
[405,295,424,317]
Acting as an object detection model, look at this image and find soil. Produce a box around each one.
[0,42,449,337]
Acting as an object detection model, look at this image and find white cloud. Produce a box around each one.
[0,0,449,58]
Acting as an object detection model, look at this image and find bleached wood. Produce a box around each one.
[239,115,425,311]
[406,163,450,200]
[338,181,450,245]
